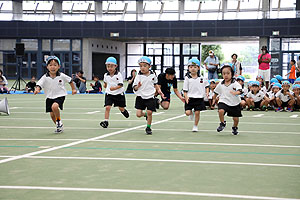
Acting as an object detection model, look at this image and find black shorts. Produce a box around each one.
[46,96,65,113]
[282,100,289,108]
[185,98,206,111]
[104,93,126,107]
[254,100,262,108]
[204,101,210,107]
[161,92,171,102]
[218,102,242,117]
[135,96,156,111]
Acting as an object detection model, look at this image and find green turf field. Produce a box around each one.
[0,90,300,200]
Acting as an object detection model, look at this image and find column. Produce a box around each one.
[136,0,143,21]
[222,0,227,20]
[262,0,271,19]
[53,0,63,21]
[178,0,184,20]
[95,0,103,21]
[12,0,23,21]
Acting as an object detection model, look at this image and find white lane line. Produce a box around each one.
[1,156,300,168]
[290,115,298,118]
[152,112,165,116]
[9,107,19,110]
[253,114,264,118]
[0,186,299,200]
[86,111,101,114]
[1,139,300,149]
[0,126,300,135]
[0,114,186,164]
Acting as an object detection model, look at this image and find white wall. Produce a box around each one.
[82,38,126,80]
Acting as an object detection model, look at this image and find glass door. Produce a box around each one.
[282,52,300,79]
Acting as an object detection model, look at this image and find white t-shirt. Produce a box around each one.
[1,75,8,85]
[37,72,72,99]
[103,71,124,95]
[260,86,267,94]
[240,88,248,98]
[247,91,265,102]
[275,90,293,102]
[133,71,157,99]
[183,74,209,98]
[267,91,275,99]
[214,80,242,106]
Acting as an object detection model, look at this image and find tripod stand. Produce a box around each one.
[9,56,27,92]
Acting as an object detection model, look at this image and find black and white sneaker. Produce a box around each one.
[121,109,130,118]
[55,121,63,133]
[217,121,226,132]
[232,127,239,135]
[145,127,152,135]
[100,121,109,128]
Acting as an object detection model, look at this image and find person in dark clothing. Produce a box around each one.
[88,75,102,93]
[125,69,137,93]
[72,70,86,93]
[156,68,185,109]
[25,76,36,93]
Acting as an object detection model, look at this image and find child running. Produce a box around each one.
[213,64,242,135]
[183,58,209,132]
[34,56,76,133]
[100,57,129,128]
[133,56,165,135]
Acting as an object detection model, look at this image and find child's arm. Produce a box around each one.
[205,87,210,98]
[184,91,189,104]
[69,81,77,95]
[155,84,165,99]
[34,86,41,95]
[212,93,217,105]
[174,88,185,103]
[230,90,241,96]
[110,84,122,91]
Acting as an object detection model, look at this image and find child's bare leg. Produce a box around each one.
[218,109,225,123]
[105,106,111,119]
[118,107,125,112]
[233,117,239,127]
[50,112,56,124]
[288,99,295,107]
[276,98,282,107]
[51,103,60,121]
[185,110,192,116]
[146,110,153,125]
[136,109,145,118]
[194,111,200,126]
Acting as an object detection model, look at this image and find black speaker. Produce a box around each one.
[15,43,25,56]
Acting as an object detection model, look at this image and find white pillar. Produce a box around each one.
[95,1,103,21]
[82,38,93,80]
[222,0,227,20]
[53,0,63,21]
[178,0,184,20]
[262,0,271,19]
[12,0,23,21]
[136,0,143,21]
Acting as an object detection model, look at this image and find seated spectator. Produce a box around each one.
[88,75,102,93]
[25,76,36,93]
[125,69,136,93]
[0,76,8,94]
[0,69,8,87]
[73,70,86,93]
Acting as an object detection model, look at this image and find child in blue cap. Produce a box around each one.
[292,84,300,111]
[275,81,295,112]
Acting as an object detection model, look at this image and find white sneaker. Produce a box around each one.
[192,125,198,132]
[188,111,194,121]
[55,121,64,133]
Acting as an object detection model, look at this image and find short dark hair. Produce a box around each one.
[291,59,296,64]
[0,69,3,75]
[221,65,234,77]
[231,53,238,58]
[77,70,84,74]
[165,67,175,75]
[93,75,99,79]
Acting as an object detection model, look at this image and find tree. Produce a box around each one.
[201,45,224,64]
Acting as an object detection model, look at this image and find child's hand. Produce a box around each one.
[137,82,142,88]
[72,89,77,95]
[180,96,185,103]
[159,91,166,99]
[110,86,115,91]
[90,83,93,86]
[34,88,40,95]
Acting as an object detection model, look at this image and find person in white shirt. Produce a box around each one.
[183,58,209,132]
[34,56,76,133]
[236,75,247,109]
[292,84,300,110]
[204,79,216,110]
[133,56,165,135]
[266,83,281,109]
[213,64,242,135]
[246,81,269,111]
[256,75,267,94]
[100,57,129,128]
[275,81,295,112]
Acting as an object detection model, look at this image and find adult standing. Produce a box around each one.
[204,50,220,79]
[72,70,86,93]
[231,53,242,77]
[258,46,271,89]
[296,56,300,78]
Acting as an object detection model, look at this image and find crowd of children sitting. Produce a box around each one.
[204,74,300,112]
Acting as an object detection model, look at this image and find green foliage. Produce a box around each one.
[201,45,224,64]
[243,74,251,79]
[239,46,258,66]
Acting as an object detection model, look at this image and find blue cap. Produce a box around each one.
[282,81,290,86]
[138,56,152,65]
[252,81,260,86]
[292,84,300,89]
[295,77,300,82]
[248,81,254,86]
[275,75,283,81]
[46,56,61,65]
[214,78,220,83]
[236,75,245,82]
[270,78,279,84]
[187,58,200,67]
[256,75,264,80]
[273,83,282,89]
[209,79,216,84]
[105,57,117,65]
